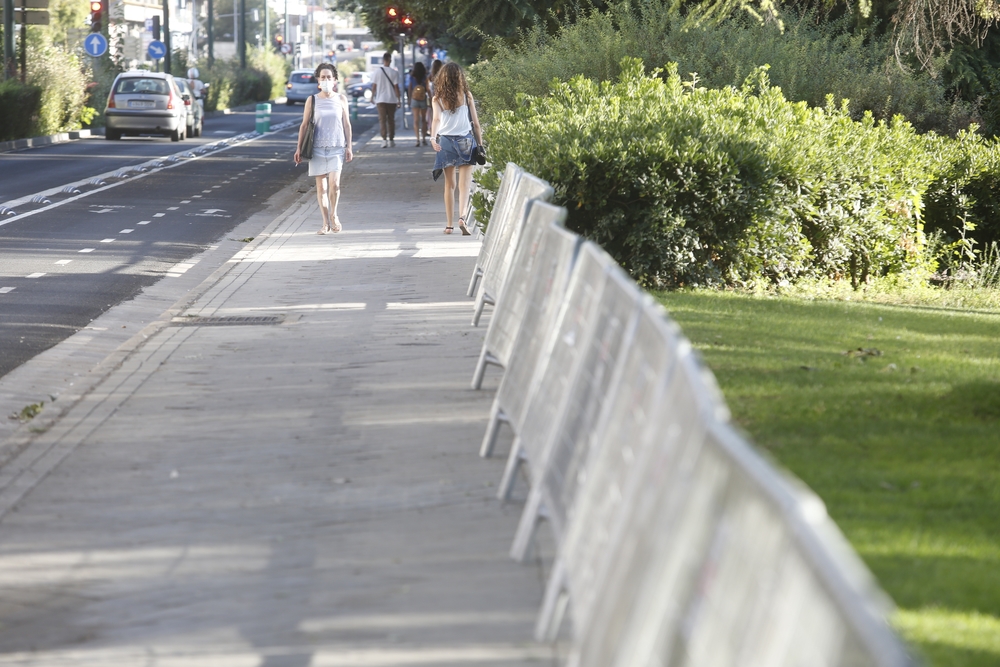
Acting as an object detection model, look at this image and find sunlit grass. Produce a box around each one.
[654,289,1000,667]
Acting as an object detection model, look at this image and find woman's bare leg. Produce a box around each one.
[443,166,456,232]
[327,170,343,232]
[457,164,474,233]
[315,175,331,233]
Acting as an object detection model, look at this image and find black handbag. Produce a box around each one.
[300,94,316,160]
[467,92,487,165]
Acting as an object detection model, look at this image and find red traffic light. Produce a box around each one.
[386,6,398,18]
[90,0,102,10]
[401,14,413,26]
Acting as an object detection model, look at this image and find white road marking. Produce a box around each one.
[55,259,72,265]
[0,287,14,294]
[100,238,115,243]
[26,272,46,278]
[138,221,151,225]
[120,229,134,233]
[167,206,179,210]
[202,189,212,193]
[79,248,95,253]
[211,185,221,189]
[180,200,191,204]
[153,213,165,217]
[166,261,197,277]
[192,195,203,198]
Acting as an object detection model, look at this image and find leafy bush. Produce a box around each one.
[0,80,42,141]
[26,37,93,136]
[475,59,1000,289]
[203,49,286,111]
[470,1,972,135]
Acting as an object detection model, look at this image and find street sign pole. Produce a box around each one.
[207,0,213,67]
[3,0,14,80]
[237,0,245,68]
[163,0,170,72]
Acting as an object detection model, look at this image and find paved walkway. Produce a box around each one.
[0,132,557,665]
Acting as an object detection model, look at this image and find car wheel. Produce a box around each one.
[195,119,202,137]
[171,127,181,142]
[105,129,121,140]
[286,99,295,106]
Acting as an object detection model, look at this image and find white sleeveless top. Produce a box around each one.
[435,102,472,137]
[313,95,346,148]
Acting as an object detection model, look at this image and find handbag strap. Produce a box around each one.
[466,92,482,145]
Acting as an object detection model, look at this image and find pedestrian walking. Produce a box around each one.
[294,62,353,234]
[371,52,401,148]
[426,59,443,130]
[429,62,483,236]
[408,62,429,147]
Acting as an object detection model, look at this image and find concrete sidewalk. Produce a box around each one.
[0,135,556,665]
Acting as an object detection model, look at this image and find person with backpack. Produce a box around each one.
[408,62,429,147]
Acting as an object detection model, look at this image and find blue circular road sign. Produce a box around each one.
[148,40,166,60]
[83,33,108,57]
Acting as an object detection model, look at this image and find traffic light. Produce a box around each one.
[386,6,399,20]
[152,14,161,40]
[400,14,414,36]
[89,0,103,33]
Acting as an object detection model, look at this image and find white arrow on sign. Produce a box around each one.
[148,40,166,59]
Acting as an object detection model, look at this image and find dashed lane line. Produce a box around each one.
[26,273,45,278]
[0,287,14,294]
[100,238,115,243]
[78,248,95,253]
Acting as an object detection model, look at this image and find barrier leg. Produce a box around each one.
[471,349,500,390]
[497,437,525,500]
[479,402,508,458]
[510,487,544,562]
[467,267,483,298]
[471,292,487,327]
[535,558,569,642]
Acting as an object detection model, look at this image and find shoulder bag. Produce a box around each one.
[467,92,487,165]
[300,94,316,160]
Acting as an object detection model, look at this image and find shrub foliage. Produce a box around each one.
[474,58,1000,289]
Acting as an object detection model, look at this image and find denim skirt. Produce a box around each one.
[309,145,345,177]
[432,133,476,181]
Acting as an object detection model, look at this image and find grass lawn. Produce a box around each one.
[654,290,1000,667]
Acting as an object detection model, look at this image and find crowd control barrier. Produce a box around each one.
[479,223,581,459]
[471,173,554,327]
[496,242,618,504]
[468,163,523,299]
[466,164,915,667]
[472,201,567,390]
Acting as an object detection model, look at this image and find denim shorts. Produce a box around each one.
[309,145,345,176]
[432,133,476,181]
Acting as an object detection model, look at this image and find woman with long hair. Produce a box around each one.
[408,61,429,146]
[429,62,483,235]
[294,62,353,233]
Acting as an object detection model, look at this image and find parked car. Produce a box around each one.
[104,71,188,141]
[173,78,204,138]
[344,71,372,101]
[285,69,318,105]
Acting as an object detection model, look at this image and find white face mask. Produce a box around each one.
[319,79,335,94]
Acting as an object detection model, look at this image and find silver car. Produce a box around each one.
[285,69,318,105]
[104,71,188,142]
[174,78,204,138]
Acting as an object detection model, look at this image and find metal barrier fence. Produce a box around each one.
[471,173,554,327]
[479,223,581,459]
[496,242,618,504]
[467,164,915,667]
[467,162,523,299]
[472,201,568,390]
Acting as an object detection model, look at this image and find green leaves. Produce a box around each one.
[476,56,1000,289]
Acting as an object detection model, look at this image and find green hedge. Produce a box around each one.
[0,80,42,142]
[474,59,1000,288]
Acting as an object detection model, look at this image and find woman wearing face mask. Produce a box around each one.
[294,62,353,234]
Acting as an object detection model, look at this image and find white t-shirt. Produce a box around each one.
[372,66,399,105]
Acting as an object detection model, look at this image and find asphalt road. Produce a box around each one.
[0,102,380,379]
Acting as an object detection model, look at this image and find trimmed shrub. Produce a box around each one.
[474,59,996,288]
[470,2,972,136]
[0,80,42,141]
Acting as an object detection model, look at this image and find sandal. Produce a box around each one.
[444,226,453,235]
[331,217,342,233]
[458,218,471,236]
